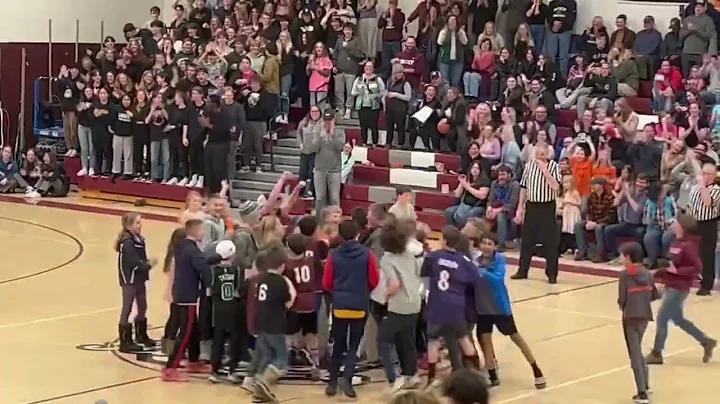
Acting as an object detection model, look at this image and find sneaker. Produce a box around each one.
[489,377,501,387]
[262,364,282,384]
[227,372,242,384]
[64,149,73,157]
[166,177,178,185]
[404,375,422,390]
[70,149,78,157]
[633,392,650,404]
[240,376,255,393]
[187,175,198,188]
[510,272,527,280]
[161,368,189,382]
[255,166,262,173]
[208,372,223,383]
[186,361,213,374]
[76,168,87,177]
[195,175,204,188]
[645,351,664,365]
[697,289,712,296]
[325,382,338,397]
[88,168,96,176]
[534,376,547,389]
[253,379,277,403]
[574,251,587,261]
[343,110,351,120]
[160,178,168,184]
[702,339,717,363]
[177,177,189,186]
[389,378,405,394]
[27,191,41,198]
[240,166,251,173]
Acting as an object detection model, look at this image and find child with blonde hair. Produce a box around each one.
[179,191,206,225]
[559,175,582,254]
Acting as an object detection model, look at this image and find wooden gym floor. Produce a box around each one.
[1,195,720,404]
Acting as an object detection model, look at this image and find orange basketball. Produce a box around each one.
[437,119,451,135]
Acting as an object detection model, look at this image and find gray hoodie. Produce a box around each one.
[309,125,346,172]
[376,240,424,315]
[681,13,716,55]
[617,265,660,321]
[297,120,323,155]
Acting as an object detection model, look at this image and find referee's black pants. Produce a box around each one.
[518,201,559,281]
[697,218,718,291]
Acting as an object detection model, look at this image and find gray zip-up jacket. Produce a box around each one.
[618,265,660,320]
[333,36,365,74]
[308,125,345,172]
[297,120,323,155]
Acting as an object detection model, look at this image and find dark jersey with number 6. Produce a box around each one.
[253,271,291,334]
[211,264,241,329]
[284,251,320,313]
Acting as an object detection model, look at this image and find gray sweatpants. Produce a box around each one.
[313,170,341,219]
[112,135,134,175]
[243,122,265,168]
[623,320,649,394]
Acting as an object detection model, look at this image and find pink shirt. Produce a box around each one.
[309,56,333,92]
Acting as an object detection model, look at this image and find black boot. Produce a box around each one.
[135,318,156,348]
[118,324,142,353]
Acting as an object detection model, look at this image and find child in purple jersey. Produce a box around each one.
[421,226,481,388]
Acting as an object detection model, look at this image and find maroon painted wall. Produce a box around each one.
[0,42,102,149]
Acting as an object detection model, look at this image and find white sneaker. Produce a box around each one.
[28,190,41,198]
[389,378,405,394]
[195,176,204,188]
[405,376,421,389]
[64,149,73,157]
[343,110,352,120]
[240,376,255,393]
[24,187,34,195]
[166,177,178,185]
[70,149,78,157]
[187,175,198,188]
[161,178,168,184]
[275,115,284,123]
[177,177,189,186]
[76,168,87,177]
[88,168,96,176]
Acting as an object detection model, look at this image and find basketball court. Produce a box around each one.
[1,197,719,404]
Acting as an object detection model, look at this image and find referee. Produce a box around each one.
[687,152,720,296]
[511,144,562,284]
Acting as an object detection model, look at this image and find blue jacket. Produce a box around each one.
[117,234,151,286]
[473,252,512,316]
[0,159,18,180]
[173,238,213,305]
[324,240,379,312]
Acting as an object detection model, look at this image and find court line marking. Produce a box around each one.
[522,305,618,320]
[0,216,84,286]
[0,307,120,330]
[24,376,157,404]
[494,346,695,403]
[511,279,618,304]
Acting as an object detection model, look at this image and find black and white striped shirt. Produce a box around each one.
[688,183,720,221]
[520,159,561,203]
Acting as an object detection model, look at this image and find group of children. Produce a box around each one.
[112,175,716,404]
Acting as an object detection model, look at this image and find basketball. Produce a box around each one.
[215,240,236,259]
[437,119,451,135]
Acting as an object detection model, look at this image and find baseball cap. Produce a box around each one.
[215,240,237,259]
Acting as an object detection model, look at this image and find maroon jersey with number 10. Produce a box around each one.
[284,251,320,313]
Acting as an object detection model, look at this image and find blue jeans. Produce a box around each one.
[445,203,485,229]
[462,71,482,98]
[382,40,403,78]
[496,211,514,245]
[530,24,546,55]
[546,30,572,78]
[279,74,292,116]
[643,228,675,263]
[652,288,710,353]
[150,139,171,181]
[574,221,607,255]
[603,222,645,258]
[653,88,673,113]
[256,333,289,375]
[439,60,464,88]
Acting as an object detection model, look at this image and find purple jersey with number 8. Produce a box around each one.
[421,250,480,326]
